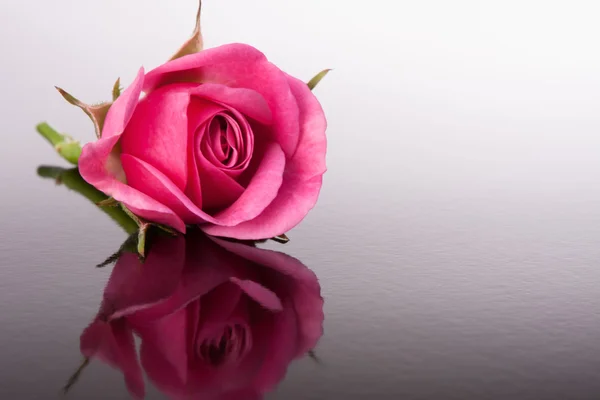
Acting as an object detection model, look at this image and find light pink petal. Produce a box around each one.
[190,83,272,124]
[230,277,283,312]
[80,319,145,399]
[124,137,284,228]
[78,68,187,233]
[144,43,300,156]
[135,307,189,387]
[212,237,324,356]
[120,83,197,191]
[102,68,145,140]
[101,234,186,320]
[202,75,326,239]
[144,43,267,92]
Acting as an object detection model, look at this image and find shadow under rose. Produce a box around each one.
[79,230,324,400]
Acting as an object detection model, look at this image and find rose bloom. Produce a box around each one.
[80,231,324,399]
[78,44,327,239]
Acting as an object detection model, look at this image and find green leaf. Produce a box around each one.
[36,122,82,165]
[307,69,332,91]
[112,77,121,101]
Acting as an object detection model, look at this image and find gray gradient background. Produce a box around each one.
[2,0,600,399]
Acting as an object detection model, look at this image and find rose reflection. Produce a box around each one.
[80,230,324,399]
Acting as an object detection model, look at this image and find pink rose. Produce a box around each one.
[78,43,327,239]
[80,231,324,399]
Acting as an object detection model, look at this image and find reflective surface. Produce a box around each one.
[3,1,600,399]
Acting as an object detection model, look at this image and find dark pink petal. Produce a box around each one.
[128,235,235,324]
[211,238,324,356]
[144,306,263,399]
[190,83,272,125]
[78,68,187,233]
[198,282,243,329]
[135,308,189,387]
[185,98,229,209]
[101,234,186,320]
[194,133,246,211]
[206,141,286,231]
[121,154,214,225]
[230,277,283,312]
[144,43,300,156]
[120,83,197,191]
[202,74,326,239]
[250,303,298,393]
[80,319,145,399]
[183,315,266,398]
[199,109,254,178]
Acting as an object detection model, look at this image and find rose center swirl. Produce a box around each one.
[197,111,254,173]
[197,323,251,367]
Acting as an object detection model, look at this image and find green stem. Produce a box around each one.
[36,122,82,165]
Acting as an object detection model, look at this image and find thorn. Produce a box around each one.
[96,197,119,207]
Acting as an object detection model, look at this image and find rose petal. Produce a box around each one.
[121,153,273,229]
[185,98,229,209]
[250,302,298,393]
[121,153,214,224]
[135,308,189,387]
[194,124,246,211]
[120,83,197,191]
[198,282,243,329]
[190,83,272,125]
[229,277,283,312]
[212,237,324,356]
[199,109,254,178]
[207,141,286,231]
[80,319,145,399]
[128,233,235,323]
[202,75,326,239]
[101,234,186,320]
[144,43,300,157]
[78,68,187,233]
